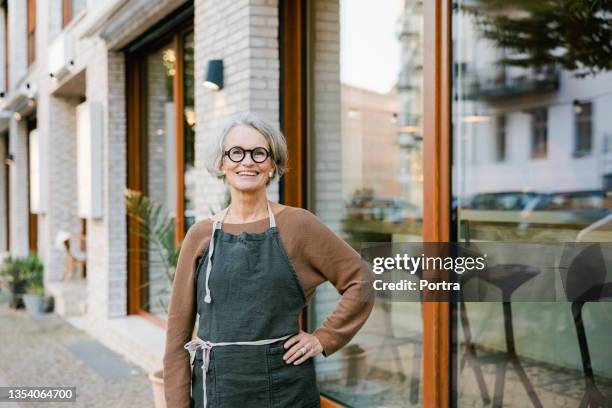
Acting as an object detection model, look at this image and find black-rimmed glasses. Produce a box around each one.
[224,146,271,163]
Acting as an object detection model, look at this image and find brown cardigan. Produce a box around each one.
[163,204,375,407]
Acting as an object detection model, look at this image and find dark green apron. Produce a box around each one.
[185,202,321,408]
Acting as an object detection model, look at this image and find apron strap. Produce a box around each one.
[203,200,275,304]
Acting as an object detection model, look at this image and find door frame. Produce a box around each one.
[126,11,194,325]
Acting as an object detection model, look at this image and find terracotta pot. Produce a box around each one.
[149,368,166,408]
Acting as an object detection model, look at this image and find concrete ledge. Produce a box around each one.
[85,315,165,373]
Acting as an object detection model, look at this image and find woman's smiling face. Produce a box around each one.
[221,125,274,193]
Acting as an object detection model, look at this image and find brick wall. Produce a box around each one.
[194,0,281,220]
[7,0,26,89]
[85,44,127,320]
[8,118,28,256]
[34,0,83,283]
[312,0,343,232]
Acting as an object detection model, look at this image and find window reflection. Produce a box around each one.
[453,1,612,406]
[311,0,424,406]
[183,32,196,233]
[142,42,176,319]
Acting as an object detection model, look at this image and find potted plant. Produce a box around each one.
[124,188,230,408]
[125,188,180,408]
[0,255,27,309]
[21,253,53,316]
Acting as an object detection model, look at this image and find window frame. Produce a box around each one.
[573,101,592,157]
[496,114,507,162]
[126,13,194,326]
[530,107,548,159]
[62,0,72,28]
[27,0,35,66]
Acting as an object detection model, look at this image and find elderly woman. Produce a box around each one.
[163,112,374,408]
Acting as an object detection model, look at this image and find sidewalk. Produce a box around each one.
[0,303,154,408]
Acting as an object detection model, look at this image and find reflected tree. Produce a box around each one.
[461,0,612,76]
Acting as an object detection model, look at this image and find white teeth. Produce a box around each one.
[237,171,258,176]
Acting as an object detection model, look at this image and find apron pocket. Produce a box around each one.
[213,346,271,408]
[191,358,204,408]
[266,345,321,408]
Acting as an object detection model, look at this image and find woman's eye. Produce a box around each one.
[253,149,267,160]
[229,148,243,160]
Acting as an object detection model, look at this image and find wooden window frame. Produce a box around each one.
[422,1,452,407]
[126,18,194,327]
[27,0,35,66]
[3,133,9,251]
[3,0,7,91]
[280,0,452,406]
[26,116,38,253]
[62,0,72,28]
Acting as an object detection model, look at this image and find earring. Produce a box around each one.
[268,171,274,178]
[222,170,226,175]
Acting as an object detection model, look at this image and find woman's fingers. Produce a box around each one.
[282,331,323,364]
[284,339,309,363]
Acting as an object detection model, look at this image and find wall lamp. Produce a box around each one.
[4,153,14,166]
[203,59,223,91]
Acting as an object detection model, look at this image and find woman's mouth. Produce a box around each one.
[236,171,260,178]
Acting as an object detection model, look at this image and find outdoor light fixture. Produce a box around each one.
[573,99,582,114]
[203,59,223,91]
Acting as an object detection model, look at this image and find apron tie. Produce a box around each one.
[203,201,276,304]
[184,333,293,408]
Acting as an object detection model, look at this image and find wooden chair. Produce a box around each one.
[62,234,87,280]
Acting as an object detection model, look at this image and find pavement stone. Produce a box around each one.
[0,304,154,408]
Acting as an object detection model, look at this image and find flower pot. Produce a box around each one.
[341,344,369,387]
[149,368,166,408]
[41,295,54,313]
[8,280,27,309]
[23,294,45,316]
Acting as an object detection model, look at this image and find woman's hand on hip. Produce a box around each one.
[283,330,323,365]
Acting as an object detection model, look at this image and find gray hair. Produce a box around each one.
[206,112,289,185]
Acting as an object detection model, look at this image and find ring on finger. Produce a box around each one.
[299,346,307,356]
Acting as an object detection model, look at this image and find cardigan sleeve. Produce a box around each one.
[163,221,211,408]
[298,209,376,357]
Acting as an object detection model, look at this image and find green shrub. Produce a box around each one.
[19,253,44,296]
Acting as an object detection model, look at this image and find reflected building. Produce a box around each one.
[454,5,612,238]
[397,0,423,212]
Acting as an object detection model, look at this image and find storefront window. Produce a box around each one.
[127,26,195,320]
[452,1,612,405]
[309,0,424,405]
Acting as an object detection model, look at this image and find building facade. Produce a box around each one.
[1,0,611,407]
